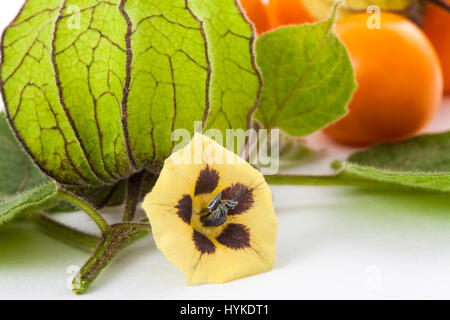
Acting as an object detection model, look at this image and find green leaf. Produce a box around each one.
[342,131,450,193]
[0,182,58,225]
[0,113,48,197]
[1,0,261,188]
[0,112,78,214]
[254,3,356,136]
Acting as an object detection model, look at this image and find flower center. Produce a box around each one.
[200,192,238,227]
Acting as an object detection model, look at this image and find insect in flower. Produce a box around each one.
[143,133,278,284]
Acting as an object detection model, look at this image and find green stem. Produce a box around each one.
[122,171,145,222]
[72,222,151,294]
[29,211,100,251]
[264,173,376,188]
[57,189,109,233]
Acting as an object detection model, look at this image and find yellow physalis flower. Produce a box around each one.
[143,133,278,284]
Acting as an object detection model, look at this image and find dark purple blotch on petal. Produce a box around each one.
[193,230,216,254]
[216,223,251,250]
[175,195,192,225]
[195,166,220,196]
[221,183,254,215]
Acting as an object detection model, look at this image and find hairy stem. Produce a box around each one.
[265,173,379,188]
[29,211,100,251]
[123,171,145,222]
[264,173,424,192]
[72,222,151,294]
[57,189,109,233]
[49,183,154,294]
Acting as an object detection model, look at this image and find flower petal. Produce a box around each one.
[221,183,254,215]
[175,195,193,225]
[193,230,216,254]
[216,223,251,249]
[143,134,278,285]
[195,166,220,196]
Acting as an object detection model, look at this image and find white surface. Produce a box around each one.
[1,1,450,300]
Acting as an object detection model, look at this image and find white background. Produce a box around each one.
[1,1,450,300]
